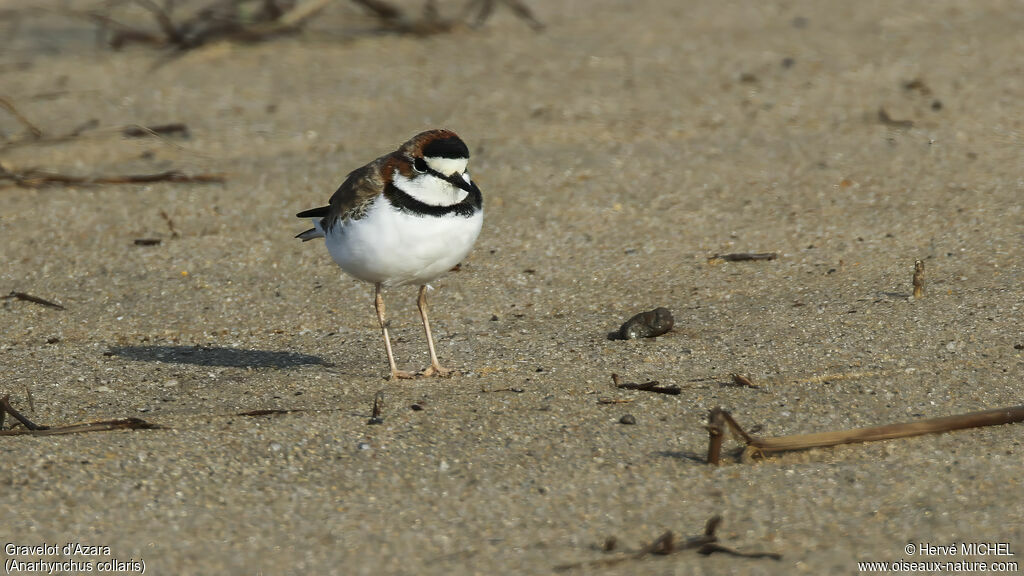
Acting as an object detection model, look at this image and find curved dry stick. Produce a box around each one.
[708,405,1024,464]
[0,418,158,436]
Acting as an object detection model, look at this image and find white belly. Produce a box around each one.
[323,197,483,287]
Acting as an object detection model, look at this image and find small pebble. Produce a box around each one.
[410,403,424,411]
[619,414,636,425]
[610,307,674,340]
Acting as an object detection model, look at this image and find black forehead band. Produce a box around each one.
[422,136,469,160]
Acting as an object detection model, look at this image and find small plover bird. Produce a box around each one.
[296,129,483,380]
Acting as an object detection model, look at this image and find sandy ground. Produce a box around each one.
[1,0,1022,574]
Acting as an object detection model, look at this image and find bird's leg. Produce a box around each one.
[416,284,453,377]
[374,283,415,380]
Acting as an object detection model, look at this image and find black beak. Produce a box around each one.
[441,170,478,195]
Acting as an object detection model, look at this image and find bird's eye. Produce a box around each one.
[413,157,428,173]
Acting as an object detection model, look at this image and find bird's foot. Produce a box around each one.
[389,369,418,380]
[417,365,455,378]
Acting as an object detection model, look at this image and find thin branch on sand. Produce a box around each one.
[0,395,158,436]
[0,165,225,188]
[706,405,1024,465]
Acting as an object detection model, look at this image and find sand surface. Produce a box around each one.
[1,1,1022,574]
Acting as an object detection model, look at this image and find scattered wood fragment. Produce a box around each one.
[1,418,158,436]
[708,252,777,263]
[706,405,1024,465]
[0,394,44,431]
[0,119,96,150]
[912,259,925,299]
[122,123,190,138]
[90,0,332,51]
[368,391,384,424]
[134,238,163,246]
[88,0,540,51]
[554,515,780,571]
[611,373,681,395]
[1,115,191,150]
[236,408,295,417]
[0,165,225,188]
[354,0,542,35]
[2,291,65,310]
[0,395,158,436]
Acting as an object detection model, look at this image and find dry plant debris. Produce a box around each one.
[705,405,1024,465]
[0,395,158,436]
[88,0,542,51]
[368,390,385,425]
[0,164,225,188]
[122,122,191,138]
[611,373,681,395]
[89,0,331,51]
[1,94,193,150]
[2,291,65,310]
[554,515,780,571]
[707,252,778,263]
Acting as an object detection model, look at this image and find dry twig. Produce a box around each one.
[122,123,190,138]
[89,0,542,50]
[0,395,157,436]
[612,373,681,395]
[90,0,331,51]
[708,252,778,263]
[368,390,384,424]
[706,405,1024,465]
[0,165,225,188]
[3,291,65,310]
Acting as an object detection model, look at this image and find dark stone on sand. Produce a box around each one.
[609,307,674,340]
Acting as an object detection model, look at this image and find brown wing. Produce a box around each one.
[295,156,389,234]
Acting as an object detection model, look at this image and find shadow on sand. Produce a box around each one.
[108,345,331,368]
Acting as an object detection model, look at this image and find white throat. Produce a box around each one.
[392,170,468,207]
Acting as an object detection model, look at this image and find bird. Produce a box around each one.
[296,129,483,380]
